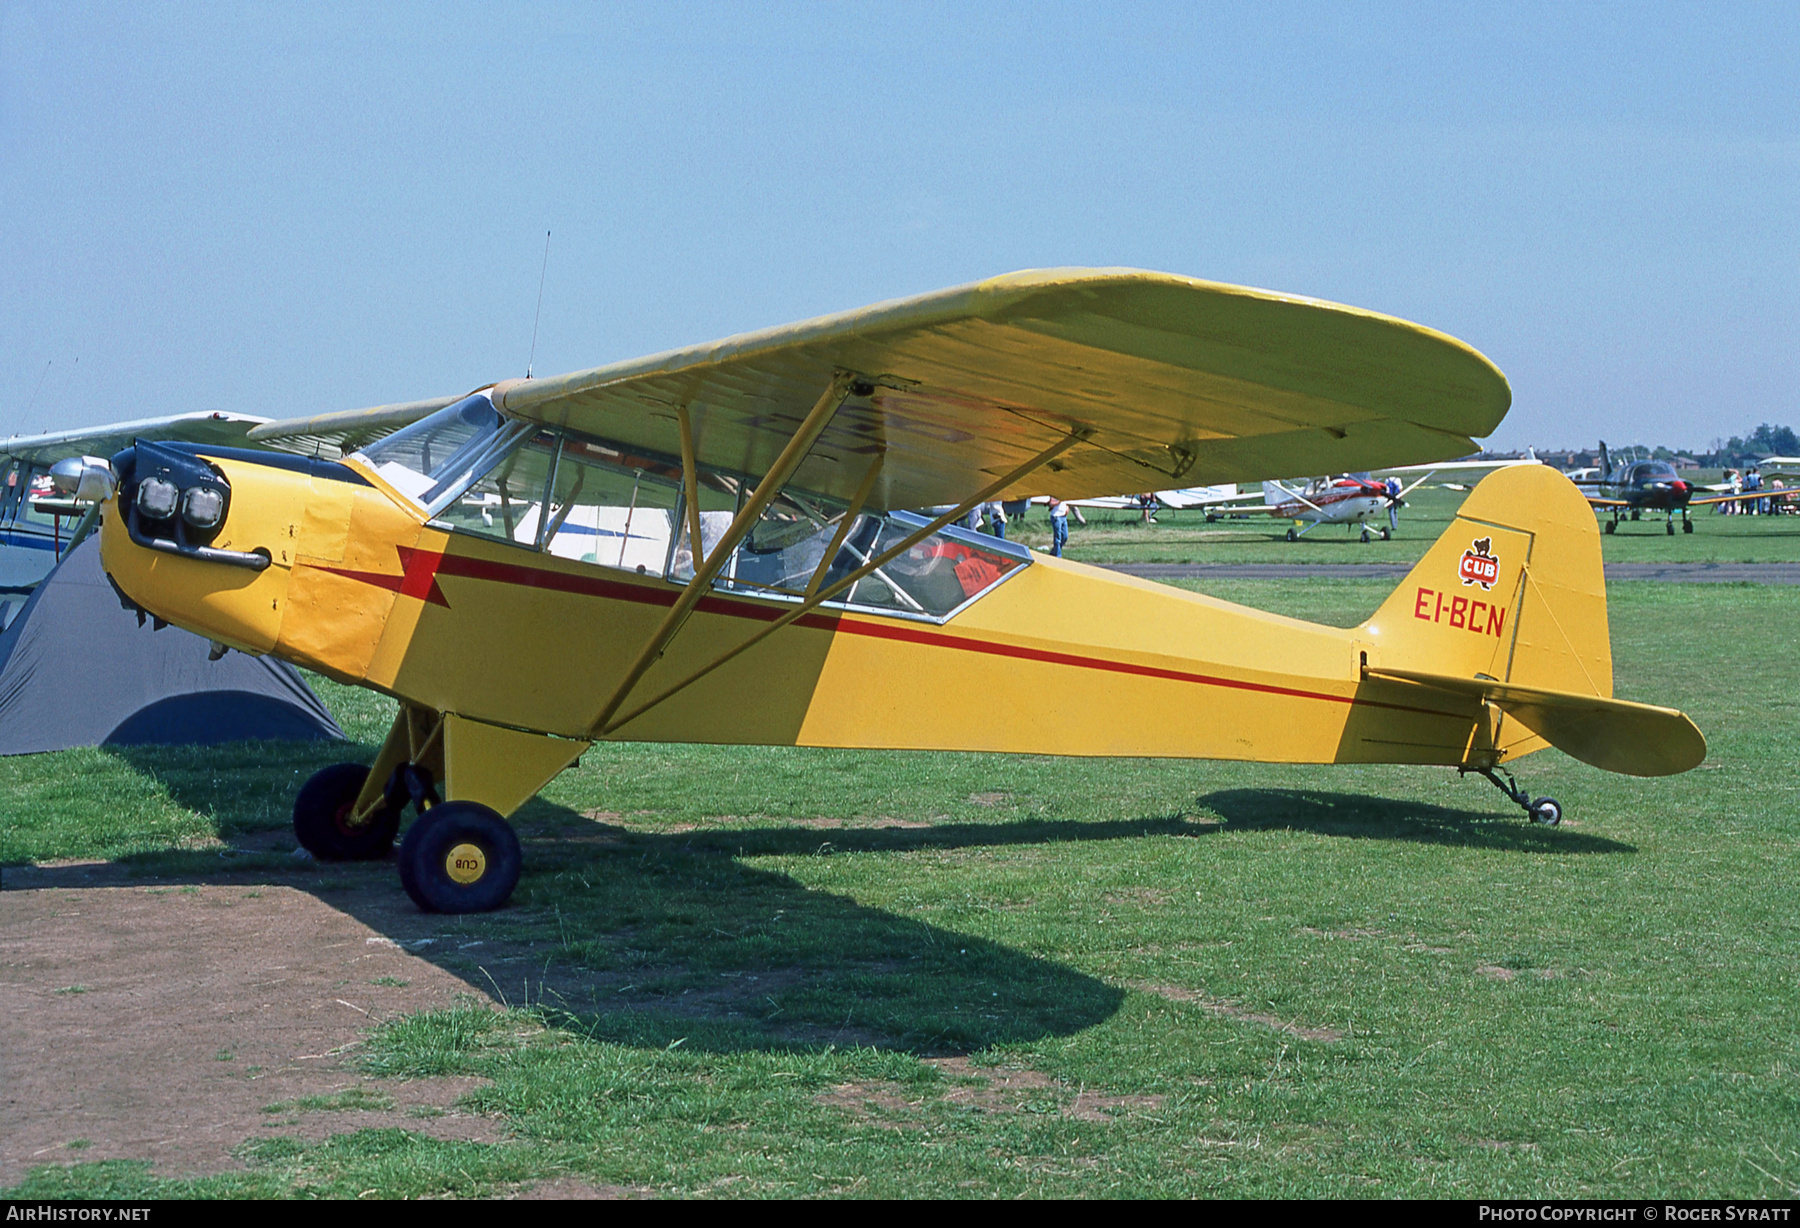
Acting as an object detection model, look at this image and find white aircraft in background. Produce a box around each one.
[0,399,454,625]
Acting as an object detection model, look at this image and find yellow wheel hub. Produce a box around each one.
[445,842,487,884]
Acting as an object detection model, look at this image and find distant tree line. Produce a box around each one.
[1697,424,1799,467]
[1492,423,1796,472]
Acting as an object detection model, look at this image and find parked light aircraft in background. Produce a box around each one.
[84,270,1703,915]
[1580,441,1779,533]
[1173,457,1542,542]
[0,412,274,624]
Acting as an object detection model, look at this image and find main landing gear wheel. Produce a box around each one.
[1285,528,1298,542]
[1684,519,1694,533]
[1666,520,1675,535]
[398,801,522,914]
[1605,520,1617,534]
[293,763,400,860]
[1381,527,1392,541]
[1529,797,1563,827]
[1360,527,1372,543]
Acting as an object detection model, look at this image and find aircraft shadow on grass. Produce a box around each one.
[1197,787,1635,854]
[30,745,1167,1057]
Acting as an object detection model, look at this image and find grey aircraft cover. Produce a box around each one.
[0,538,344,754]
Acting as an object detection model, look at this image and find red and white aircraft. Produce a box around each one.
[1208,457,1543,542]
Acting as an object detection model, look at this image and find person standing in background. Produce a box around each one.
[1048,497,1070,557]
[982,500,1007,539]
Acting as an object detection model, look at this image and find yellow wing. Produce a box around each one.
[488,268,1511,510]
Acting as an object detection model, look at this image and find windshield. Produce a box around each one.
[356,393,530,512]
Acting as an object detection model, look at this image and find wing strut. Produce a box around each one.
[588,371,857,734]
[676,403,707,568]
[805,452,885,600]
[597,426,1092,737]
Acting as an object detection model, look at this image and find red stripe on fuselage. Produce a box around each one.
[307,549,1463,719]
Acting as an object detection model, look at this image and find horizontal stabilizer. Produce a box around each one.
[1366,666,1705,778]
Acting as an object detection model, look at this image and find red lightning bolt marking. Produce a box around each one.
[312,546,449,607]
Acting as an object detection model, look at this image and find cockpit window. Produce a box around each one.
[356,393,530,513]
[365,409,1031,621]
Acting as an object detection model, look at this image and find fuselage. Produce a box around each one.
[1269,476,1390,524]
[97,408,1517,775]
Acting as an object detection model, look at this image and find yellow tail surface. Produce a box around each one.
[1357,465,1703,776]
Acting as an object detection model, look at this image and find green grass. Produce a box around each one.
[1007,486,1800,565]
[263,1087,396,1115]
[5,580,1799,1197]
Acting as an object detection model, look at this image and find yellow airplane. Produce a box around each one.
[90,269,1705,913]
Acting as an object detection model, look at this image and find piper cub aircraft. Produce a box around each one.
[90,269,1705,914]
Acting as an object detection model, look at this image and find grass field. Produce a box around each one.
[1012,485,1800,565]
[5,574,1799,1198]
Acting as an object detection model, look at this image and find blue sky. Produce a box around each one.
[1,2,1794,453]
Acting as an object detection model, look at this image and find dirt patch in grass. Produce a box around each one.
[508,1177,654,1199]
[1104,888,1171,907]
[818,1058,1163,1127]
[1128,981,1344,1043]
[0,866,505,1184]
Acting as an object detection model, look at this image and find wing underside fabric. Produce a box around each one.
[493,269,1511,510]
[245,269,1512,508]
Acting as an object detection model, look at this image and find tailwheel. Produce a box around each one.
[294,763,400,860]
[398,801,522,914]
[1466,766,1567,827]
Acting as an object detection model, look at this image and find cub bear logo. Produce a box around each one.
[1459,537,1499,591]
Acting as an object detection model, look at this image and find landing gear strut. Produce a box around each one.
[1464,765,1563,826]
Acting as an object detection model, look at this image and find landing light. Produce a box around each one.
[181,486,225,530]
[137,476,180,521]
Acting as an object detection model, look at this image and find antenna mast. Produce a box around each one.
[527,230,550,379]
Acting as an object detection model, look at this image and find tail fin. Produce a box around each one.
[1362,463,1610,694]
[1355,464,1703,776]
[1598,440,1613,478]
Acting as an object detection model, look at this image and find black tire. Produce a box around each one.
[1285,528,1297,542]
[1529,797,1563,827]
[1381,527,1392,541]
[1604,521,1617,534]
[1666,521,1675,535]
[294,763,400,861]
[398,802,522,913]
[1360,528,1371,543]
[1683,520,1694,533]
